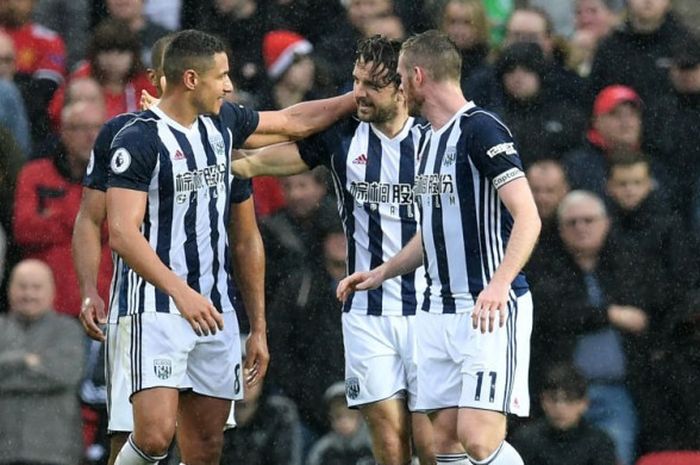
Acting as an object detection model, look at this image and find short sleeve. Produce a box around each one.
[219,101,260,148]
[467,113,525,189]
[230,177,253,204]
[297,132,331,169]
[84,118,122,191]
[107,124,158,192]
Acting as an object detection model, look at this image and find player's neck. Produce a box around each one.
[374,111,410,139]
[422,82,467,131]
[157,94,199,129]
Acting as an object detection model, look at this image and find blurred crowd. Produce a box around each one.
[1,0,699,465]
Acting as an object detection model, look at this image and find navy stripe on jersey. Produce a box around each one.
[170,129,202,293]
[417,137,433,312]
[455,117,483,300]
[331,135,356,312]
[365,130,384,315]
[398,134,417,316]
[155,141,173,312]
[429,123,456,313]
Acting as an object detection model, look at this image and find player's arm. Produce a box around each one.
[232,142,310,178]
[473,177,541,332]
[337,232,423,302]
[256,92,355,139]
[72,188,107,341]
[107,188,223,335]
[242,133,294,149]
[228,195,269,387]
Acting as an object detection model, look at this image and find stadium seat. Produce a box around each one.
[636,451,700,465]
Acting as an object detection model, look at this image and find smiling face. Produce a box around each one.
[192,52,233,116]
[353,59,401,124]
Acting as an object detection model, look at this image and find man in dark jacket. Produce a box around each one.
[588,0,693,109]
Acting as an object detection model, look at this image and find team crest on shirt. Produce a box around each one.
[110,148,132,174]
[209,134,226,158]
[153,359,172,380]
[443,146,457,167]
[345,377,360,400]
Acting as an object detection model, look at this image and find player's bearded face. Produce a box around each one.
[353,61,400,124]
[398,56,423,117]
[195,52,233,115]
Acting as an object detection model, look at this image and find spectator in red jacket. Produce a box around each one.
[13,100,109,317]
[48,18,156,128]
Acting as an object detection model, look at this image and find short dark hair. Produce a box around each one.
[163,29,227,83]
[542,363,587,400]
[355,34,402,88]
[606,149,651,179]
[150,33,176,72]
[400,30,461,82]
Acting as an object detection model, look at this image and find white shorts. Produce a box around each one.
[342,312,419,411]
[107,312,242,432]
[414,292,532,417]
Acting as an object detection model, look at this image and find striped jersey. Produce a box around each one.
[415,102,529,314]
[106,102,258,318]
[299,116,428,316]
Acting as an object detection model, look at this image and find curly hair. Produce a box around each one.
[354,34,402,88]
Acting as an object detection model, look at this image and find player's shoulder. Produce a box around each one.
[460,105,512,136]
[111,110,161,145]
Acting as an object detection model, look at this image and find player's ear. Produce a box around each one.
[183,69,198,90]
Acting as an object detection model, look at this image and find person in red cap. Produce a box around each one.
[563,84,644,197]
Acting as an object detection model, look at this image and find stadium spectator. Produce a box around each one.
[306,382,374,465]
[530,191,649,465]
[221,335,304,465]
[563,85,645,197]
[0,0,65,149]
[48,19,156,123]
[105,0,171,67]
[259,168,336,299]
[0,31,30,155]
[588,0,693,110]
[511,363,617,465]
[363,13,406,40]
[569,0,622,77]
[267,227,346,435]
[195,0,270,99]
[0,259,85,465]
[33,0,90,70]
[437,0,490,94]
[13,100,110,317]
[494,42,586,163]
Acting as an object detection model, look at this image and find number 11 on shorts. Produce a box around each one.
[474,371,497,402]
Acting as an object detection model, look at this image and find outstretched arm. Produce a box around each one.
[72,188,107,341]
[232,142,310,178]
[337,232,423,302]
[256,92,355,139]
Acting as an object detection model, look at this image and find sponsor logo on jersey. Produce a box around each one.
[352,153,368,165]
[413,173,455,195]
[349,181,413,205]
[173,149,185,161]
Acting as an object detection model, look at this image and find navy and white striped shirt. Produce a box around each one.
[415,102,529,314]
[106,102,258,317]
[299,116,428,316]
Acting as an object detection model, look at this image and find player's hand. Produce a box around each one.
[472,280,509,333]
[336,269,384,302]
[79,289,107,341]
[173,285,224,336]
[244,330,269,388]
[140,90,159,110]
